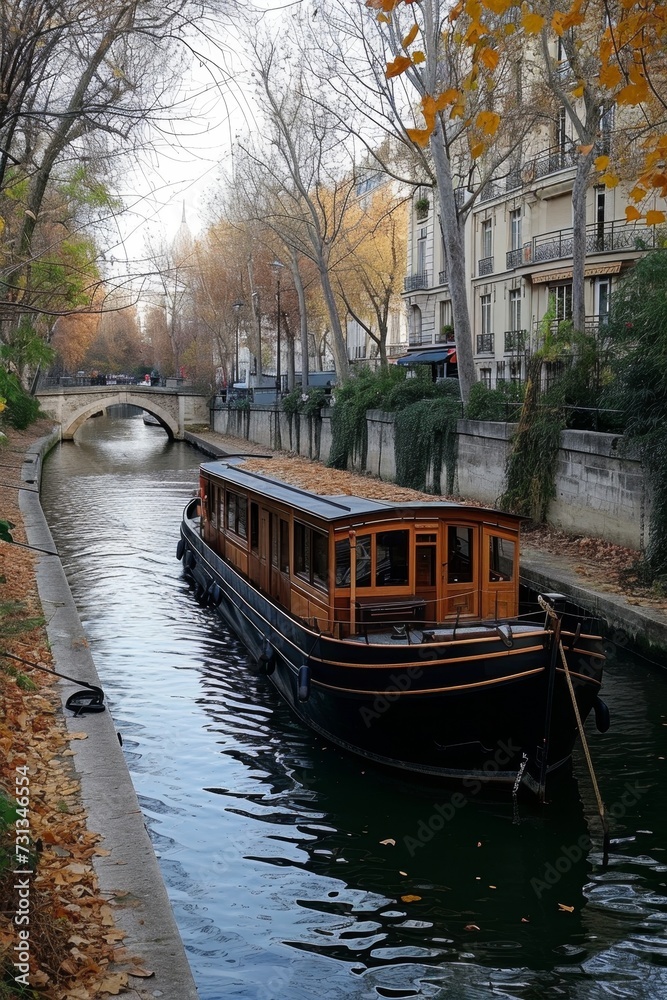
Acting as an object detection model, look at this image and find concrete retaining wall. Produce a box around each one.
[212,403,647,550]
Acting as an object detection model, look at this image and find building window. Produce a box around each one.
[496,360,506,382]
[510,359,522,382]
[481,218,492,258]
[595,277,611,324]
[553,282,572,321]
[556,106,567,153]
[509,288,521,333]
[481,293,492,336]
[510,209,522,251]
[417,228,427,275]
[410,304,422,344]
[480,367,492,388]
[596,186,606,249]
[438,300,453,341]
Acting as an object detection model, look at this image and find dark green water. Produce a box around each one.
[40,414,667,1000]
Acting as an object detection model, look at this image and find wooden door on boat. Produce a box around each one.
[415,531,438,624]
[441,524,479,620]
[248,503,270,595]
[269,513,291,609]
[481,527,517,619]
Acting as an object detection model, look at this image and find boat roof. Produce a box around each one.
[200,459,521,527]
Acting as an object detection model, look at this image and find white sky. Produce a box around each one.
[106,0,293,280]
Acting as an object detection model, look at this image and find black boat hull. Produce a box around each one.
[179,507,605,794]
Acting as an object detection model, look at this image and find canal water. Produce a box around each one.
[40,413,667,1000]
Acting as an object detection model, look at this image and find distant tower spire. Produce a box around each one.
[181,200,187,225]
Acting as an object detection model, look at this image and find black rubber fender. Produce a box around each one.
[297,664,311,702]
[176,537,185,561]
[593,696,611,733]
[207,581,222,607]
[258,640,276,676]
[183,549,195,571]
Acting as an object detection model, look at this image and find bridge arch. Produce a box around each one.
[36,384,210,440]
[62,396,179,440]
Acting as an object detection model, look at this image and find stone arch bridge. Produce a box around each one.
[36,384,210,440]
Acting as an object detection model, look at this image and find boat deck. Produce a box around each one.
[348,621,544,646]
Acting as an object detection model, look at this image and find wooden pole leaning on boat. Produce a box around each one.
[538,595,610,867]
[537,595,561,804]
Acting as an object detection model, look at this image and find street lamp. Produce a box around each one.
[272,260,285,396]
[232,299,244,388]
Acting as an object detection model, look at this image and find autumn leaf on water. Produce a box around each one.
[558,902,575,912]
[464,923,481,931]
[401,894,421,902]
[380,838,396,846]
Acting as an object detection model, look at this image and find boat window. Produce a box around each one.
[294,521,310,578]
[218,490,224,528]
[250,503,259,551]
[295,521,328,591]
[416,545,436,586]
[416,533,437,543]
[489,536,515,581]
[226,491,236,532]
[312,531,328,588]
[376,530,409,587]
[237,497,247,539]
[448,526,473,583]
[225,490,248,539]
[335,534,371,587]
[279,518,289,574]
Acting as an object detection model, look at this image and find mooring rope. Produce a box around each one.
[0,649,105,715]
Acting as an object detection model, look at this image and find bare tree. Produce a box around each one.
[308,0,537,401]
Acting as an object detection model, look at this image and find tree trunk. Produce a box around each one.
[430,121,475,403]
[288,247,309,388]
[571,150,594,334]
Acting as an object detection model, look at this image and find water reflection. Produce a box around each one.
[40,414,667,1000]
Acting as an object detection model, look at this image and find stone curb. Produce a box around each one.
[19,429,199,999]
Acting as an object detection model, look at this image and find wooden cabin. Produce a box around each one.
[199,461,521,638]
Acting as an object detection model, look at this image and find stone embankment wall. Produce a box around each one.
[212,404,647,551]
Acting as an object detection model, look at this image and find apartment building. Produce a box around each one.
[402,105,665,387]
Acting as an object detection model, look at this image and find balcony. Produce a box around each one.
[530,219,658,266]
[404,272,429,292]
[478,256,494,276]
[506,248,522,269]
[438,270,449,285]
[476,333,494,354]
[528,145,578,181]
[504,329,527,353]
[479,182,502,203]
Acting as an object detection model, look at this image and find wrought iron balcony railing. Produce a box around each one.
[404,272,429,292]
[531,219,658,265]
[504,329,527,353]
[476,333,494,354]
[478,256,494,276]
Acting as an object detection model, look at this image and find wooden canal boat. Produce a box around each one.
[177,458,609,798]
